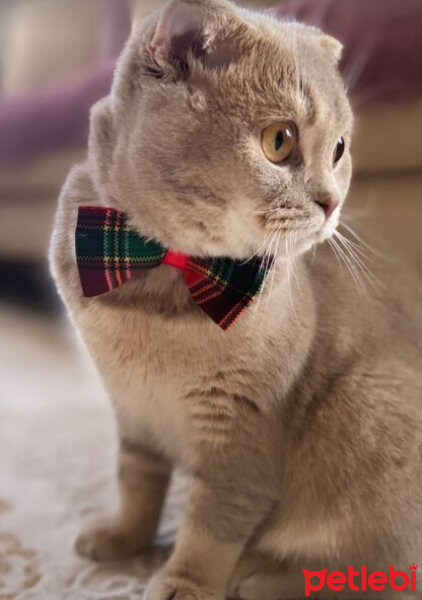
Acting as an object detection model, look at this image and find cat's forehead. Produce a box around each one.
[204,20,351,131]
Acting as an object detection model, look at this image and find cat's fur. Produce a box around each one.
[50,1,422,598]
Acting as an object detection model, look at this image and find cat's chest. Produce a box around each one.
[75,300,264,461]
[73,281,312,464]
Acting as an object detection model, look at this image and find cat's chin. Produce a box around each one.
[291,218,339,258]
[314,212,340,245]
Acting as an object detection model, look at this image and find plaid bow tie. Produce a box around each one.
[76,207,272,331]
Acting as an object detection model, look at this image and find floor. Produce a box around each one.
[0,305,185,600]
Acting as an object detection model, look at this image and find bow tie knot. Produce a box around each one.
[76,206,272,331]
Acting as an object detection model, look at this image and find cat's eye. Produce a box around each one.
[333,137,345,164]
[261,122,296,164]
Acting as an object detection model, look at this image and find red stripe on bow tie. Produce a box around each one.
[162,250,189,270]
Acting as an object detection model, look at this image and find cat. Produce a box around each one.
[50,1,422,599]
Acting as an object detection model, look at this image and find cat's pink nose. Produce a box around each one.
[315,195,339,219]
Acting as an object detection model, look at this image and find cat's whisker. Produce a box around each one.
[338,235,372,261]
[254,207,281,216]
[255,236,276,310]
[266,225,284,303]
[285,231,299,320]
[329,237,359,288]
[242,230,275,265]
[259,229,279,269]
[332,233,368,292]
[334,231,382,294]
[284,235,293,310]
[289,230,302,293]
[333,233,376,296]
[263,228,280,279]
[333,232,377,271]
[343,42,376,98]
[328,238,344,271]
[342,204,374,224]
[339,222,385,259]
[253,228,280,314]
[329,235,367,296]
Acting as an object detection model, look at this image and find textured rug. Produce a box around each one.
[0,307,185,600]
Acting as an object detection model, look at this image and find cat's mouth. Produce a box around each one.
[254,200,342,262]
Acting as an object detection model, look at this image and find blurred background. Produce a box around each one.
[0,0,422,598]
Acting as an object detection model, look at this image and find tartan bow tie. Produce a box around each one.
[76,207,272,331]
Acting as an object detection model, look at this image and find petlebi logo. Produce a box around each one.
[303,564,418,597]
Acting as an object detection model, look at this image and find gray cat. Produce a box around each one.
[50,1,422,598]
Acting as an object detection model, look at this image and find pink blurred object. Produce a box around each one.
[274,0,422,106]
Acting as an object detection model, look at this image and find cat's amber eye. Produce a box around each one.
[333,137,345,164]
[261,122,296,164]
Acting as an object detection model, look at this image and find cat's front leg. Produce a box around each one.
[76,436,171,561]
[144,467,273,600]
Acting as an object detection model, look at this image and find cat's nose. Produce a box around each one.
[314,194,339,219]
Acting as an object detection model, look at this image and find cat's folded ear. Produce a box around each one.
[88,97,116,189]
[321,34,343,63]
[146,0,241,77]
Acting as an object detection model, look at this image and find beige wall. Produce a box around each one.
[2,0,101,94]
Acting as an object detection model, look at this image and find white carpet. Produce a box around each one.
[0,307,185,600]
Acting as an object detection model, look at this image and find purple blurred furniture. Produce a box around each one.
[0,62,116,166]
[274,0,422,106]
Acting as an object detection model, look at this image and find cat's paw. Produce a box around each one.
[143,570,223,600]
[75,519,145,561]
[228,553,307,600]
[228,553,269,600]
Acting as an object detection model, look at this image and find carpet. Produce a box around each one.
[0,307,185,600]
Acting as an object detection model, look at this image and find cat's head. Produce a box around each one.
[89,0,353,260]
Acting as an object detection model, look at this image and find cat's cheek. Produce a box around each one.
[335,156,353,196]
